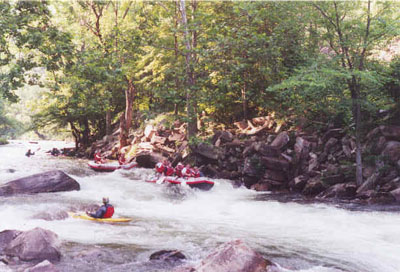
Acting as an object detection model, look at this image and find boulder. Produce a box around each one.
[289,175,308,191]
[243,156,262,177]
[33,210,69,221]
[356,172,380,195]
[255,143,280,158]
[0,230,22,253]
[322,128,344,142]
[308,153,319,172]
[136,152,164,168]
[24,260,59,272]
[302,178,325,196]
[382,141,400,162]
[193,240,273,272]
[74,248,114,263]
[261,157,290,171]
[318,183,357,199]
[322,174,344,186]
[4,228,61,262]
[270,132,289,150]
[194,143,219,161]
[0,170,80,196]
[251,182,270,192]
[219,131,234,143]
[199,165,220,178]
[390,187,400,202]
[379,125,400,140]
[294,137,311,160]
[144,124,156,140]
[149,250,186,262]
[324,138,339,154]
[263,169,287,182]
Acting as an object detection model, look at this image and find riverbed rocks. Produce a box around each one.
[150,250,186,263]
[90,112,400,204]
[1,228,61,263]
[0,170,80,196]
[173,240,277,272]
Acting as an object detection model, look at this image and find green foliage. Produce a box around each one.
[0,137,8,145]
[2,0,400,149]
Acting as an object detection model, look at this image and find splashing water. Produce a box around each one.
[1,141,400,272]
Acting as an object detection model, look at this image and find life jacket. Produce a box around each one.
[103,204,114,218]
[119,155,126,165]
[192,169,201,178]
[182,167,193,178]
[156,162,165,173]
[94,153,102,163]
[175,164,184,177]
[164,166,174,176]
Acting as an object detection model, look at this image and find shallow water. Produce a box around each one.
[1,141,400,272]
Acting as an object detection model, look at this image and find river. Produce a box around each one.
[1,141,400,272]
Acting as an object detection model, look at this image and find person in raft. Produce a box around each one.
[118,152,127,165]
[180,164,203,178]
[94,150,105,164]
[86,197,114,218]
[155,160,174,177]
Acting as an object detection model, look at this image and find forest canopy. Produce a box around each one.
[1,0,400,154]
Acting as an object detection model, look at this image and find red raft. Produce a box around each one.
[148,176,214,191]
[88,160,138,172]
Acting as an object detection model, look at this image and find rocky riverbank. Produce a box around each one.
[89,114,400,205]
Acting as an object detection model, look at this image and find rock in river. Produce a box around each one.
[3,227,61,262]
[0,170,80,196]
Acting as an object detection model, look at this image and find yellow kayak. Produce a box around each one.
[68,212,133,223]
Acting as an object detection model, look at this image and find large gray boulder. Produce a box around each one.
[0,230,22,253]
[3,228,61,262]
[178,240,275,272]
[0,170,80,196]
[271,132,289,150]
[136,152,164,168]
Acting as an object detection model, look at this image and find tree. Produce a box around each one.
[312,0,400,186]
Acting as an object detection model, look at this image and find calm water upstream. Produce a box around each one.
[1,141,400,272]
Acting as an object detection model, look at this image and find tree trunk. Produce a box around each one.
[82,118,90,149]
[242,81,248,121]
[350,77,363,186]
[179,0,197,139]
[119,79,135,148]
[174,0,180,115]
[106,110,111,135]
[69,121,80,151]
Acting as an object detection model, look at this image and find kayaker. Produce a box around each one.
[86,197,114,218]
[51,148,60,156]
[25,149,34,157]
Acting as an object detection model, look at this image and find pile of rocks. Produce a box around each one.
[89,112,400,204]
[193,121,400,204]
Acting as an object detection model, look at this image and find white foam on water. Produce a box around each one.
[1,142,400,272]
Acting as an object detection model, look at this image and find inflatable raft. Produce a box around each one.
[88,160,138,172]
[68,212,132,223]
[148,176,214,191]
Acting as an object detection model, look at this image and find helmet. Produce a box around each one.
[102,197,109,204]
[155,162,165,173]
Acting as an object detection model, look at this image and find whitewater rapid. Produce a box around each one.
[1,141,400,272]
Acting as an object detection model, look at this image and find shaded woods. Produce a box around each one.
[2,1,400,195]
